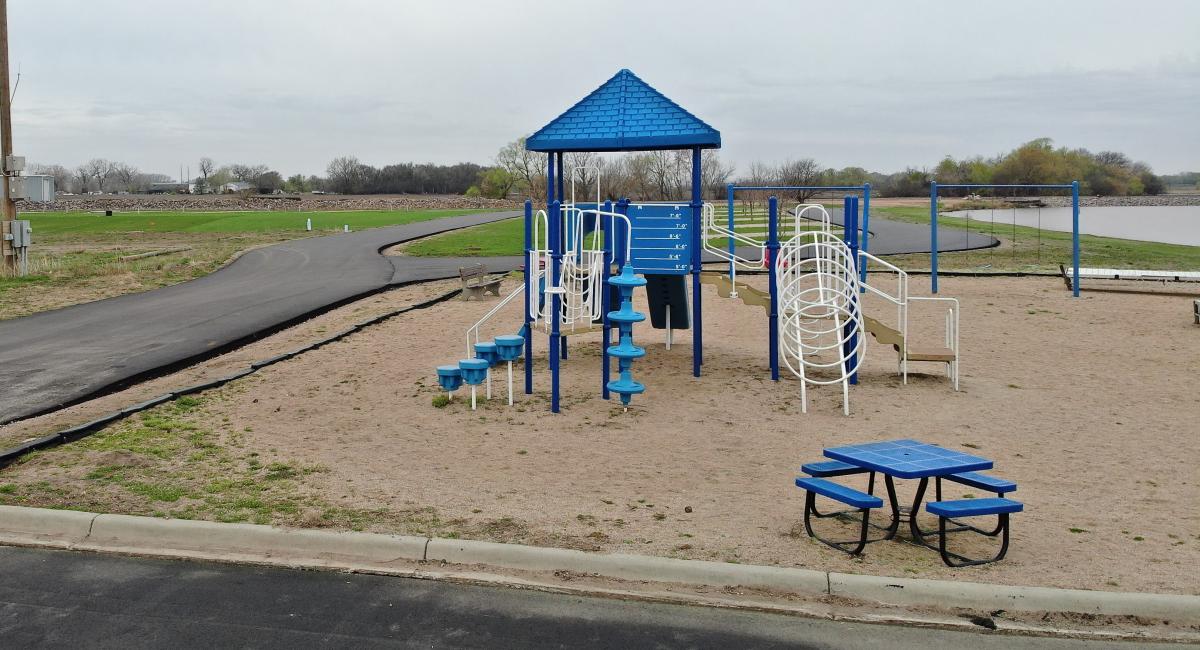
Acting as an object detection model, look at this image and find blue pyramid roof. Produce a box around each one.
[526,69,721,153]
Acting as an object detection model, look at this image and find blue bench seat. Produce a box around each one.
[800,460,870,478]
[926,497,1023,518]
[944,472,1017,495]
[795,477,882,509]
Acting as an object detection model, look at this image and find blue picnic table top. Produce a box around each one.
[823,439,992,480]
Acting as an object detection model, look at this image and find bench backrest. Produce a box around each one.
[459,264,488,281]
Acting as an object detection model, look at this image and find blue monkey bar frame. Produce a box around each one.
[929,182,1080,296]
[726,184,871,284]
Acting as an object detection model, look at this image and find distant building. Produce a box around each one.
[149,182,195,194]
[220,181,255,193]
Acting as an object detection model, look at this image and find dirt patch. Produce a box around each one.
[1,275,1196,595]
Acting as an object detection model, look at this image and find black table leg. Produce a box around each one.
[908,478,933,548]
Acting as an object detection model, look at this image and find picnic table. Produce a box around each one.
[796,439,1023,566]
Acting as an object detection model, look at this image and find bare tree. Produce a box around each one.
[113,163,139,191]
[777,158,824,201]
[564,151,598,201]
[325,156,364,194]
[495,138,546,202]
[230,164,269,183]
[198,157,215,193]
[700,150,734,199]
[85,158,114,192]
[73,165,92,193]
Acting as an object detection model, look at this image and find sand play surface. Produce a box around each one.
[4,273,1197,595]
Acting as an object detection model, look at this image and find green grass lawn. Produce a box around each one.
[404,206,1200,274]
[24,209,478,235]
[0,208,483,320]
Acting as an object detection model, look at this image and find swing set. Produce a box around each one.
[929,181,1081,296]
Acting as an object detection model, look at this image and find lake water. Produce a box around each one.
[949,206,1200,247]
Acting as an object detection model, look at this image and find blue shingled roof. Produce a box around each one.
[526,69,721,153]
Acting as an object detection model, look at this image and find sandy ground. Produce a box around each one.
[0,279,462,450]
[4,273,1198,595]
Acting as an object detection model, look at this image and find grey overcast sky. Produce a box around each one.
[10,0,1200,177]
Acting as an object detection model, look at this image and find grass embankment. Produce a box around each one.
[0,209,477,320]
[0,392,510,539]
[404,205,1200,273]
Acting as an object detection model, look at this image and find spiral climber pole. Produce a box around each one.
[605,265,647,410]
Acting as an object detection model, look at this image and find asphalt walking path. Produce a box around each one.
[0,209,988,425]
[0,211,522,424]
[0,546,1160,649]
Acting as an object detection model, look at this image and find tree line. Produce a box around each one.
[492,137,1169,201]
[29,137,1173,200]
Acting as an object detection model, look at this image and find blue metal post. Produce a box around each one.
[601,199,614,399]
[843,196,859,385]
[860,183,871,287]
[726,183,735,279]
[549,200,563,413]
[546,153,560,413]
[691,147,703,377]
[523,199,533,395]
[556,152,565,207]
[1071,181,1080,297]
[930,181,939,294]
[557,152,568,362]
[767,196,780,381]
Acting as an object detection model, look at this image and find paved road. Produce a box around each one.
[0,546,1162,649]
[0,209,987,425]
[0,212,522,424]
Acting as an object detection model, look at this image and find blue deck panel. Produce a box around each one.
[626,203,691,275]
[526,69,721,153]
[824,439,992,480]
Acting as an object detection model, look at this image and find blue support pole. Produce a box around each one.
[556,152,565,206]
[546,153,560,413]
[601,199,614,399]
[549,200,563,413]
[860,183,871,288]
[767,196,780,381]
[930,181,939,294]
[726,183,735,279]
[523,199,533,395]
[843,196,859,386]
[1071,180,1080,298]
[558,151,568,362]
[690,147,703,377]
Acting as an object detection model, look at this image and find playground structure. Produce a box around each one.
[436,69,961,415]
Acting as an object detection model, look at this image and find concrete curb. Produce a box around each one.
[0,506,1196,624]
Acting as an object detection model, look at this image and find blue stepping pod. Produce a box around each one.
[435,365,463,392]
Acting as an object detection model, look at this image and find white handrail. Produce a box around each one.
[466,281,526,357]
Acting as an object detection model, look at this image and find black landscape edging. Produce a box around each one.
[0,287,462,469]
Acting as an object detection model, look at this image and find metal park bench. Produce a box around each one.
[459,264,502,301]
[795,440,1023,566]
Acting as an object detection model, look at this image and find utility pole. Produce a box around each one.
[0,0,16,273]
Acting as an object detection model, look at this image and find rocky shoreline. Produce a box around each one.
[1041,194,1200,208]
[21,193,519,213]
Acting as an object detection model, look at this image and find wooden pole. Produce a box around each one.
[0,0,15,272]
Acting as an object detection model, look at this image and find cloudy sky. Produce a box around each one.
[10,0,1199,178]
